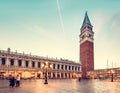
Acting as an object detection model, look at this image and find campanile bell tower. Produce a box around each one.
[80,12,94,78]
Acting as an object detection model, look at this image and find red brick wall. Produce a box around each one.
[80,41,94,78]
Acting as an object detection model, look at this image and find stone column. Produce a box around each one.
[22,59,25,67]
[51,72,53,79]
[59,64,61,70]
[35,61,37,68]
[63,73,65,79]
[6,57,9,66]
[67,73,69,79]
[55,64,57,70]
[14,58,18,67]
[55,73,57,79]
[6,57,10,76]
[70,73,72,78]
[0,57,1,66]
[29,59,32,68]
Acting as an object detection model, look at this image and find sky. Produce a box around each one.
[0,0,120,69]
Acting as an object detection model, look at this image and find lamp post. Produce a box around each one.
[110,70,114,82]
[42,61,52,84]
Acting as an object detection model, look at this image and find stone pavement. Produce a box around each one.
[0,79,120,93]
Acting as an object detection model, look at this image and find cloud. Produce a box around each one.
[92,11,113,35]
[109,12,120,45]
[28,25,48,35]
[92,11,120,69]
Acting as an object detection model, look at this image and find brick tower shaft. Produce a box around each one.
[79,12,94,78]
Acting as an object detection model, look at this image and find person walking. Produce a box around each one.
[16,74,21,87]
[9,75,15,88]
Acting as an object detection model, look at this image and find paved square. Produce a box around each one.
[0,79,120,93]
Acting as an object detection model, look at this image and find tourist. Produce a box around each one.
[78,77,81,81]
[16,74,21,87]
[9,75,15,88]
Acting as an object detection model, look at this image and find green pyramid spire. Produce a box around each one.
[82,11,92,27]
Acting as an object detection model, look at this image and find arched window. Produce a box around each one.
[10,59,14,66]
[38,62,41,68]
[1,58,6,65]
[57,64,60,69]
[72,66,74,70]
[61,65,64,70]
[18,60,22,67]
[69,66,71,70]
[25,61,29,67]
[32,61,35,68]
[78,67,80,71]
[65,65,67,70]
[53,64,55,69]
[75,66,77,71]
[61,73,63,78]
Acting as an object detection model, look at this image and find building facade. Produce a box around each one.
[0,48,80,79]
[87,68,120,80]
[80,12,94,78]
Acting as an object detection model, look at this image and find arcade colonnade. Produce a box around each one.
[0,49,81,79]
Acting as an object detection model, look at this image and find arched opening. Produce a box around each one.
[61,73,63,79]
[57,73,60,79]
[53,73,55,79]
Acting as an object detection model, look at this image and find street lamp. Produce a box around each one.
[42,61,52,84]
[110,70,114,82]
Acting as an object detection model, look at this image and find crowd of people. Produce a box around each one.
[9,74,21,88]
